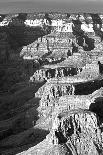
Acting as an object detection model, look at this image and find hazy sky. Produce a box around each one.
[0,0,100,2]
[0,0,103,2]
[0,0,102,3]
[0,0,103,14]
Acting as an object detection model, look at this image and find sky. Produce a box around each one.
[0,0,103,14]
[0,0,100,2]
[0,0,101,2]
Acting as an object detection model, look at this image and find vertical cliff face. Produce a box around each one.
[30,67,83,82]
[51,109,102,154]
[38,81,75,112]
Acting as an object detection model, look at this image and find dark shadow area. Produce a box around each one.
[0,128,49,155]
[0,13,52,93]
[72,18,95,51]
[0,14,5,22]
[0,81,46,141]
[89,97,103,124]
[75,79,103,95]
[0,82,45,115]
[0,128,13,140]
[90,13,103,41]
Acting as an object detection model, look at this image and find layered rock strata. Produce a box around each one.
[13,12,103,154]
[30,66,82,82]
[35,72,102,99]
[20,13,103,63]
[51,109,102,154]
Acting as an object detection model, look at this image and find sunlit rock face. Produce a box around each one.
[36,79,85,112]
[51,109,102,155]
[20,37,49,59]
[20,13,103,61]
[50,92,103,127]
[38,82,75,111]
[30,52,100,83]
[30,59,99,82]
[36,73,103,99]
[30,67,82,82]
[46,95,92,127]
[37,86,103,118]
[36,75,103,120]
[20,32,76,61]
[35,78,76,117]
[0,15,12,26]
[57,95,91,110]
[91,87,103,100]
[0,13,27,27]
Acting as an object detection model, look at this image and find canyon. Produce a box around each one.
[0,12,103,154]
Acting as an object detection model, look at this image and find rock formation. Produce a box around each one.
[51,109,102,155]
[20,13,103,62]
[1,12,103,155]
[30,66,83,82]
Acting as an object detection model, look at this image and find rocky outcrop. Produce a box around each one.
[35,69,101,98]
[20,13,103,62]
[37,80,75,112]
[1,12,103,56]
[37,86,103,116]
[20,32,76,61]
[51,109,102,154]
[30,66,83,82]
[35,74,103,123]
[16,84,103,155]
[30,52,98,82]
[0,15,12,26]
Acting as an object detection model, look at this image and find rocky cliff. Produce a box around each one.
[1,12,103,155]
[20,13,103,61]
